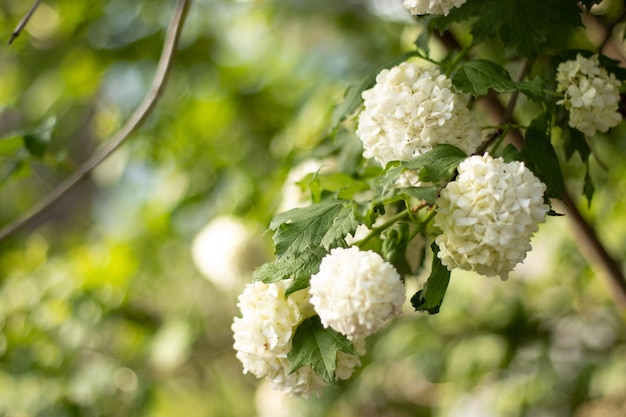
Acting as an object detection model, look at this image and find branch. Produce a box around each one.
[0,0,192,241]
[9,0,43,45]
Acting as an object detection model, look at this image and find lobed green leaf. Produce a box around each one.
[404,144,467,182]
[287,315,357,386]
[452,60,544,103]
[320,203,360,250]
[270,202,345,258]
[253,247,325,286]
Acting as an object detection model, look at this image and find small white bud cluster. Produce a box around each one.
[402,0,467,16]
[556,54,622,137]
[434,154,549,280]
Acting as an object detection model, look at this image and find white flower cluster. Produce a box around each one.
[403,0,467,16]
[232,280,363,397]
[310,247,406,340]
[356,62,482,173]
[556,54,622,137]
[434,154,549,280]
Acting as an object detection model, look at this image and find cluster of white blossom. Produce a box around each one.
[556,54,622,137]
[232,52,562,395]
[232,280,364,397]
[356,61,481,185]
[434,154,549,280]
[310,247,406,340]
[403,0,467,16]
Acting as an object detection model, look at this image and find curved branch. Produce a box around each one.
[8,0,43,45]
[0,0,192,242]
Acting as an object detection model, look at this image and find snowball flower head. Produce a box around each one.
[403,0,467,16]
[356,61,481,172]
[556,54,622,137]
[191,216,265,291]
[310,247,406,340]
[232,280,362,397]
[434,154,549,280]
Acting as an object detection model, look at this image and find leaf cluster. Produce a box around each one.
[434,0,603,57]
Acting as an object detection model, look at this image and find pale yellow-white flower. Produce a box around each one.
[434,154,549,280]
[556,54,622,137]
[356,61,481,185]
[309,247,406,340]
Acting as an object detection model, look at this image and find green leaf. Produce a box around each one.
[270,202,344,258]
[0,136,24,156]
[452,60,544,103]
[396,186,438,205]
[303,172,369,203]
[0,161,29,185]
[583,167,595,207]
[381,223,412,276]
[320,203,360,250]
[288,315,357,386]
[404,144,467,182]
[410,243,451,314]
[519,114,565,200]
[23,117,55,158]
[253,247,325,285]
[563,124,591,163]
[372,145,465,206]
[501,143,522,163]
[437,0,585,57]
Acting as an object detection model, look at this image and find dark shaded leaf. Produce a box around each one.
[452,60,544,103]
[23,117,55,159]
[411,243,451,314]
[520,114,565,200]
[437,0,585,57]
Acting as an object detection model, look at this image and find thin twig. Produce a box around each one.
[9,0,43,45]
[0,0,191,241]
[477,59,530,154]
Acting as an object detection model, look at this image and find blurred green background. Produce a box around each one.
[1,1,626,416]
